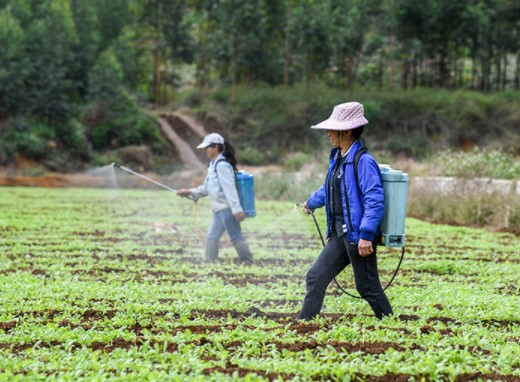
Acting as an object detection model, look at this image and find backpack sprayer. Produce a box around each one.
[299,163,408,298]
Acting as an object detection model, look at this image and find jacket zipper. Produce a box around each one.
[342,163,355,242]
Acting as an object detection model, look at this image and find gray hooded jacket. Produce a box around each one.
[190,153,243,214]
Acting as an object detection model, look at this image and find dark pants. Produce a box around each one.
[299,233,393,320]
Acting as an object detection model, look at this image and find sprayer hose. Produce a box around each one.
[310,210,404,299]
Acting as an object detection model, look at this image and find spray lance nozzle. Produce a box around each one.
[111,162,121,169]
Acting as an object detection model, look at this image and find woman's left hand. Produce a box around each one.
[358,239,374,257]
[234,211,246,222]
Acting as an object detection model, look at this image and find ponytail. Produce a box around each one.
[216,141,238,171]
[223,142,238,171]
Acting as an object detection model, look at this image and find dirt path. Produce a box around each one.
[169,111,208,138]
[157,114,206,171]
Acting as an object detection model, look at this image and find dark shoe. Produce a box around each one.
[234,257,253,266]
[234,240,254,264]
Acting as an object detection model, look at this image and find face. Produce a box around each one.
[327,130,340,147]
[327,129,352,148]
[205,144,220,159]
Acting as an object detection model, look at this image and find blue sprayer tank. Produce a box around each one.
[379,166,408,247]
[236,171,256,217]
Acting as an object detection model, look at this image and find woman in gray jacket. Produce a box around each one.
[177,133,254,264]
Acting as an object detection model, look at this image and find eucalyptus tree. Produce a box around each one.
[329,0,379,92]
[0,9,29,120]
[208,0,273,102]
[289,0,332,84]
[24,0,79,121]
[138,0,194,104]
[190,0,219,88]
[93,0,135,50]
[491,0,520,90]
[85,49,125,149]
[70,0,101,98]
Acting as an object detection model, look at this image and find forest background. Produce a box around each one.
[0,0,519,179]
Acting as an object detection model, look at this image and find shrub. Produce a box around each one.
[435,148,520,179]
[408,189,520,232]
[0,118,53,160]
[238,147,263,166]
[282,151,312,171]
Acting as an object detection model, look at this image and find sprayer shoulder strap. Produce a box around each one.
[353,147,369,186]
[214,159,238,189]
[214,159,236,174]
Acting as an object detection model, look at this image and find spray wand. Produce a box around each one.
[112,162,205,243]
[111,163,179,193]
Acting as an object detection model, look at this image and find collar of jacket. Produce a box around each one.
[209,153,226,168]
[329,140,361,166]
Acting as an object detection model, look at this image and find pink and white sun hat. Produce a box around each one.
[311,102,368,131]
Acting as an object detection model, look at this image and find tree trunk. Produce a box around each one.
[386,34,394,90]
[515,47,520,90]
[400,58,409,90]
[231,42,237,106]
[305,47,311,85]
[412,59,418,89]
[495,48,502,91]
[347,55,359,94]
[154,47,161,103]
[154,0,162,104]
[283,0,291,86]
[502,51,508,90]
[459,56,465,89]
[439,53,447,87]
[196,13,208,88]
[471,56,476,90]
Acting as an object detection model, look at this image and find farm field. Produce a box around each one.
[0,187,519,381]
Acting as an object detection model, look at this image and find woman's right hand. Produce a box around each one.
[177,189,192,198]
[302,201,312,215]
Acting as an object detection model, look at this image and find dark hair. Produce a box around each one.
[351,125,364,140]
[352,125,366,147]
[216,142,238,171]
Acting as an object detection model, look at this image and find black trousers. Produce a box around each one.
[299,233,393,320]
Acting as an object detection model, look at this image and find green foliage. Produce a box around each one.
[194,86,520,163]
[83,94,164,152]
[88,48,125,105]
[282,151,312,171]
[238,147,263,166]
[435,148,520,179]
[408,188,520,231]
[24,0,79,120]
[255,172,324,202]
[1,0,520,171]
[1,130,48,160]
[112,28,148,90]
[82,49,166,153]
[0,10,29,116]
[0,116,91,168]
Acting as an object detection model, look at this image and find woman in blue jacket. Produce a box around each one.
[300,102,393,320]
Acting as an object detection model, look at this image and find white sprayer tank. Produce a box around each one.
[379,166,409,247]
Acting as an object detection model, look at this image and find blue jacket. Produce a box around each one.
[307,140,384,244]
